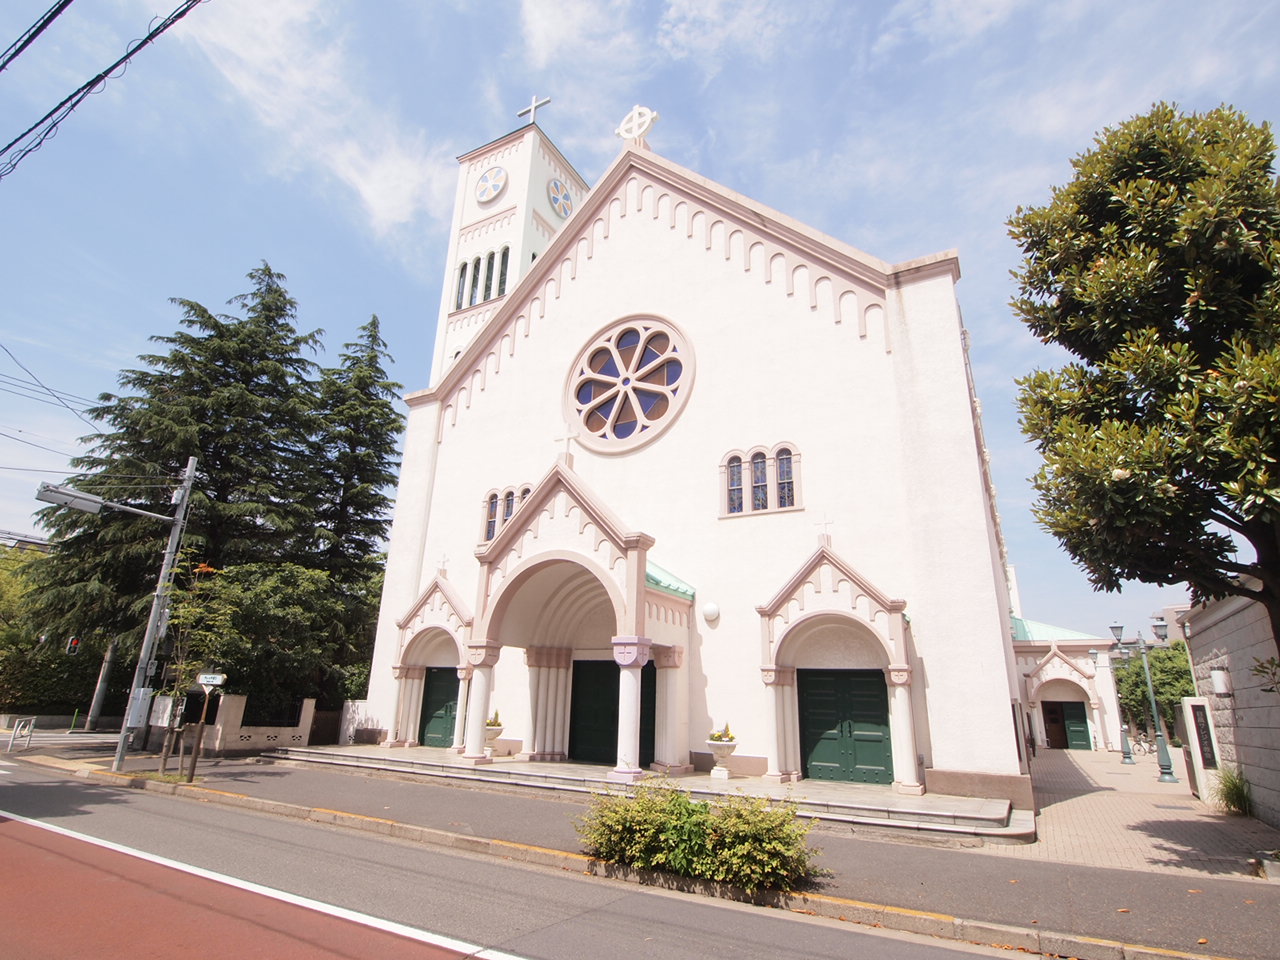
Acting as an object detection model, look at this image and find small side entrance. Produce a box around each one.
[1043,700,1091,750]
[798,669,892,784]
[418,668,458,747]
[567,660,655,766]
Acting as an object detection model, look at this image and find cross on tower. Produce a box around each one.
[518,94,551,124]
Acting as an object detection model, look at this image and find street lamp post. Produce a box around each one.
[1109,621,1179,783]
[37,457,197,772]
[1093,646,1135,764]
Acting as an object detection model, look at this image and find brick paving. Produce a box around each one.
[974,745,1280,878]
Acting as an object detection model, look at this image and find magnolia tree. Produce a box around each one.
[1009,103,1280,680]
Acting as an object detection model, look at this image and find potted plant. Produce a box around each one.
[484,710,504,756]
[706,723,737,779]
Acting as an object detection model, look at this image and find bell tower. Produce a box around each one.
[430,96,589,383]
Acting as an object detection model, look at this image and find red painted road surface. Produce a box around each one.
[0,817,469,960]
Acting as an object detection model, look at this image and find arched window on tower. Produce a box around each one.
[483,252,495,301]
[469,257,481,306]
[776,448,794,508]
[751,452,768,511]
[726,456,743,514]
[498,247,510,296]
[455,263,467,311]
[503,490,515,524]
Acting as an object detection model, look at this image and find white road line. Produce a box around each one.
[0,809,528,960]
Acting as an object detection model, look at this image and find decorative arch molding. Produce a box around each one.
[395,575,473,661]
[409,148,960,437]
[756,542,909,669]
[473,461,653,640]
[1025,645,1096,702]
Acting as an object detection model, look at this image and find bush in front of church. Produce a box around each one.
[576,780,818,893]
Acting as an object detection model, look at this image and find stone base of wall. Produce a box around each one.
[925,768,1035,810]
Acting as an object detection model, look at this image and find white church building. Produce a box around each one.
[360,105,1032,806]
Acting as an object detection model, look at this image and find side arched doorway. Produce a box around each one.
[1035,679,1093,750]
[775,612,910,788]
[419,667,459,747]
[394,626,466,749]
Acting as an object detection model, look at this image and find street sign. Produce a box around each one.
[196,673,226,687]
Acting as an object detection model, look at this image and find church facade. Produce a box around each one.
[362,108,1031,804]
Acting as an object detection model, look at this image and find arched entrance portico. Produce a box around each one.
[758,543,922,794]
[390,626,469,749]
[1031,678,1096,750]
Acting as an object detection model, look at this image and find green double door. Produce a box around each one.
[798,669,893,784]
[567,660,655,766]
[419,668,459,747]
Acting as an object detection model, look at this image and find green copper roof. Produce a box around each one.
[1011,616,1104,645]
[646,561,694,600]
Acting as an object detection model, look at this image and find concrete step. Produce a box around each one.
[267,746,1034,843]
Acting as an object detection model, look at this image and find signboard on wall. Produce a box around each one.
[1191,702,1217,770]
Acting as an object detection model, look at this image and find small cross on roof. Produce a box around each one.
[518,95,551,124]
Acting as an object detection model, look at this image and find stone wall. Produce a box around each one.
[1185,596,1280,829]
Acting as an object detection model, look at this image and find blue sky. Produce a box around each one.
[2,0,1277,638]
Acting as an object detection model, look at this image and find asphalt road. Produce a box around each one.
[1,762,1008,960]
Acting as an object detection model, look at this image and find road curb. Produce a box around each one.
[33,760,1233,960]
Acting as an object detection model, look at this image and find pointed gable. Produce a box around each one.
[1025,645,1096,697]
[412,144,961,441]
[396,574,473,653]
[757,541,909,667]
[474,460,654,612]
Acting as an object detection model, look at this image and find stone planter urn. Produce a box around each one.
[484,722,503,757]
[706,739,737,779]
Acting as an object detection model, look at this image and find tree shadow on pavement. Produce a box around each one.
[1127,816,1280,877]
[0,778,130,823]
[1030,750,1117,811]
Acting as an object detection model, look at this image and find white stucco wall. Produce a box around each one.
[363,144,1023,786]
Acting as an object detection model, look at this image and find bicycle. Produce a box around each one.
[1129,730,1154,755]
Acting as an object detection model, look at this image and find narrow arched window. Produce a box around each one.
[455,263,467,311]
[519,486,531,501]
[751,452,768,511]
[727,456,743,514]
[776,448,794,508]
[483,252,495,301]
[503,490,515,524]
[485,494,498,540]
[469,257,481,306]
[498,247,510,296]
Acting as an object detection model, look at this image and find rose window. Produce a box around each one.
[566,318,693,452]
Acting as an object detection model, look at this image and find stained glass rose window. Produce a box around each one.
[566,318,693,452]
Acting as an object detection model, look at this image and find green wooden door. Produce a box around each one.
[1062,701,1091,750]
[798,669,893,784]
[419,668,458,747]
[568,660,655,765]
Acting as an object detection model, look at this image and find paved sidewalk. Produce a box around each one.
[977,746,1280,876]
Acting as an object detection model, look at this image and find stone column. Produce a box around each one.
[1089,700,1104,750]
[526,647,570,760]
[451,665,472,752]
[388,664,425,746]
[651,645,691,773]
[461,642,501,763]
[761,665,796,782]
[609,636,651,782]
[887,664,923,795]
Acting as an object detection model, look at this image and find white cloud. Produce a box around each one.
[874,0,1025,58]
[179,0,455,245]
[656,0,815,76]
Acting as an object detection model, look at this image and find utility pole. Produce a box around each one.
[36,456,198,772]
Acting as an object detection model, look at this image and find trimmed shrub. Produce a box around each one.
[576,780,817,892]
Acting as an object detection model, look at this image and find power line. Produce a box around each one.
[0,371,97,405]
[0,340,101,432]
[0,1,77,75]
[0,428,77,458]
[0,0,206,181]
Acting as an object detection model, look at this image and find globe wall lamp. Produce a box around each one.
[36,458,197,773]
[1109,620,1179,783]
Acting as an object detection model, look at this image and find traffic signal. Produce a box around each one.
[65,636,81,655]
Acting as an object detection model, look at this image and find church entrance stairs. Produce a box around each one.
[266,743,1033,842]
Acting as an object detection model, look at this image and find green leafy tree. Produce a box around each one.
[307,317,403,699]
[1009,103,1280,660]
[24,263,322,649]
[165,561,345,721]
[1113,640,1195,737]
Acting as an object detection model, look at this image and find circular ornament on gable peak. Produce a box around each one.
[547,178,574,219]
[565,317,694,454]
[475,166,507,203]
